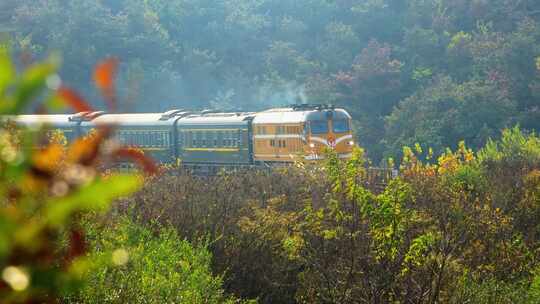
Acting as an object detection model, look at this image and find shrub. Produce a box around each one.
[121,141,540,303]
[65,217,252,304]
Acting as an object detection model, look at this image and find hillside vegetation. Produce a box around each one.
[2,0,539,160]
[1,2,540,303]
[115,129,540,303]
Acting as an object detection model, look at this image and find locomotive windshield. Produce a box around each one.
[333,119,350,133]
[310,121,328,134]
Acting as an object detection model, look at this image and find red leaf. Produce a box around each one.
[114,147,159,175]
[66,228,87,264]
[57,87,94,112]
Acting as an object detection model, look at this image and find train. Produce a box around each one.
[6,104,355,168]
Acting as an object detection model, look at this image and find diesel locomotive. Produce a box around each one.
[7,104,355,167]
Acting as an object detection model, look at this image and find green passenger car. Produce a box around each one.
[176,113,254,164]
[80,112,186,163]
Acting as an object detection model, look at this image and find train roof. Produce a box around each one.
[2,106,352,129]
[252,107,351,124]
[81,113,175,127]
[4,114,77,128]
[177,113,254,126]
[79,110,192,127]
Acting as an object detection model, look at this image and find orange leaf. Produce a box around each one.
[32,144,64,173]
[57,87,94,112]
[94,58,119,110]
[67,134,103,166]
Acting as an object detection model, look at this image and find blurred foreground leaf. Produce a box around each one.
[46,174,142,226]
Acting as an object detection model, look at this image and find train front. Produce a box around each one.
[304,107,355,160]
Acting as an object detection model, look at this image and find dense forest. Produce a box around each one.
[1,0,539,160]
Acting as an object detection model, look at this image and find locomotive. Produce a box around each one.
[7,104,355,167]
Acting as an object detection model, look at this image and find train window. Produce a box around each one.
[202,131,208,147]
[210,132,214,146]
[186,131,192,147]
[208,131,217,147]
[125,133,131,145]
[142,132,147,147]
[155,133,160,147]
[157,132,167,146]
[118,132,126,144]
[333,120,350,133]
[137,132,142,147]
[196,131,202,147]
[310,121,328,134]
[217,131,223,147]
[190,132,195,147]
[126,132,132,145]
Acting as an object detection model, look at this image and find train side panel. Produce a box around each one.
[176,114,253,165]
[80,113,178,163]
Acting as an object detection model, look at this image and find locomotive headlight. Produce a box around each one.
[309,143,315,148]
[348,140,354,146]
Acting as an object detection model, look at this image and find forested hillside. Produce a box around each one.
[2,0,540,159]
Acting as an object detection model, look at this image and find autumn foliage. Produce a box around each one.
[119,130,540,303]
